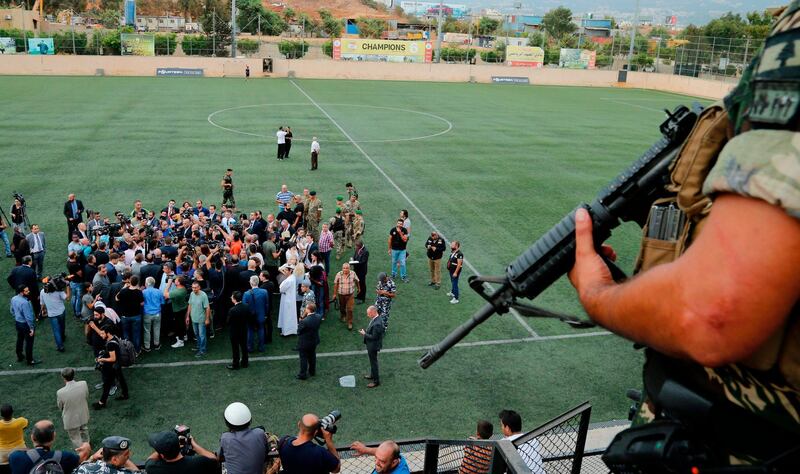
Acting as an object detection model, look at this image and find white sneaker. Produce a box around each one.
[450,298,459,304]
[109,385,118,396]
[171,339,184,348]
[446,292,454,297]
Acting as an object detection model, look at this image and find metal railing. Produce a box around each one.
[259,402,597,473]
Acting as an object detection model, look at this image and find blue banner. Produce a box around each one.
[27,38,54,55]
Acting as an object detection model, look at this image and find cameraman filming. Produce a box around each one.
[277,413,340,474]
[144,430,218,474]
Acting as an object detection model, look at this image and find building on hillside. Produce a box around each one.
[580,18,612,40]
[135,15,186,32]
[478,8,503,21]
[400,2,470,20]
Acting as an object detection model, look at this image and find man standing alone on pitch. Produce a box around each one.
[221,169,235,210]
[360,305,385,388]
[310,137,320,170]
[276,126,287,160]
[63,194,84,243]
[56,367,90,448]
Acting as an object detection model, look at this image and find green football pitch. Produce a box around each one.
[0,76,711,453]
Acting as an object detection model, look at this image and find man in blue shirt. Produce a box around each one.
[350,440,410,474]
[9,420,82,474]
[278,413,340,474]
[243,276,269,352]
[142,276,165,352]
[10,286,39,365]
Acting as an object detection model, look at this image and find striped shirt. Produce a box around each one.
[334,271,359,295]
[459,440,493,474]
[318,230,334,253]
[276,191,294,205]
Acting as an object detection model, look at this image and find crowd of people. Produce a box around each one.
[0,397,544,474]
[5,174,466,393]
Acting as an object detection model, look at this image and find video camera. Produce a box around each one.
[42,272,69,293]
[174,425,196,456]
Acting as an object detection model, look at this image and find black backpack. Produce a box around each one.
[26,449,64,474]
[114,337,136,367]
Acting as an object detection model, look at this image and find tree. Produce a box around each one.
[236,0,286,36]
[703,12,746,39]
[178,0,201,21]
[278,39,308,58]
[443,16,470,33]
[237,38,259,54]
[297,12,321,37]
[356,17,387,38]
[527,31,545,47]
[319,9,343,38]
[282,7,296,23]
[477,17,499,35]
[200,6,231,56]
[649,26,671,40]
[155,33,177,55]
[542,6,576,43]
[746,10,772,26]
[99,9,120,29]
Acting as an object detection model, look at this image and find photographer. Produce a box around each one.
[92,328,129,410]
[218,402,269,474]
[39,276,70,352]
[278,413,340,474]
[144,431,218,474]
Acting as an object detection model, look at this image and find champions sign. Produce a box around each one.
[332,39,433,63]
[506,46,544,67]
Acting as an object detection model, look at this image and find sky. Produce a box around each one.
[449,0,777,26]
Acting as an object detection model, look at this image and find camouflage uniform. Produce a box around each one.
[343,198,361,215]
[330,213,346,259]
[375,277,396,329]
[222,174,235,209]
[74,461,135,474]
[351,213,365,244]
[633,4,800,463]
[343,213,355,250]
[306,197,323,240]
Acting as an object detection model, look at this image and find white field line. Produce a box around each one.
[599,98,666,113]
[0,331,612,377]
[288,79,539,338]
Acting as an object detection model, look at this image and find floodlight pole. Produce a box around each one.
[434,1,443,62]
[230,0,236,57]
[626,0,639,71]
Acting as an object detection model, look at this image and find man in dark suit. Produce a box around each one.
[296,303,321,380]
[63,194,85,243]
[25,224,46,279]
[360,305,385,388]
[227,291,252,370]
[352,240,369,304]
[7,255,41,316]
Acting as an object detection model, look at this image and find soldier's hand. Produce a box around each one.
[568,208,616,307]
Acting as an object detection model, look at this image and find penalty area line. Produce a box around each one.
[288,79,540,339]
[0,331,611,377]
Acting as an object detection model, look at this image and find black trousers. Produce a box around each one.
[15,321,33,362]
[230,326,248,368]
[355,271,367,302]
[277,143,286,159]
[311,152,318,170]
[67,220,79,242]
[285,141,292,157]
[368,349,380,383]
[100,364,128,404]
[299,347,316,377]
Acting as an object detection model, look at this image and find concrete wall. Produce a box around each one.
[0,55,734,99]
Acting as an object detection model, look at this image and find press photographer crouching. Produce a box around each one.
[277,412,341,474]
[144,429,219,474]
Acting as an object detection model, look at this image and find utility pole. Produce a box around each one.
[212,9,216,56]
[627,0,640,71]
[434,1,444,62]
[230,0,236,57]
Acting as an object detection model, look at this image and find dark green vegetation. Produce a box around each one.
[0,77,710,454]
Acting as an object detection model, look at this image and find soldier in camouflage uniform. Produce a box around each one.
[343,211,355,250]
[352,210,365,245]
[221,169,235,210]
[305,191,323,240]
[335,195,345,213]
[569,3,800,465]
[343,194,361,215]
[346,182,358,200]
[329,208,346,259]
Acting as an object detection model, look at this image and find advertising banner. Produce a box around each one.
[0,37,17,54]
[559,48,596,69]
[332,39,433,63]
[156,68,204,77]
[121,33,155,56]
[27,38,54,55]
[491,76,530,84]
[506,46,544,67]
[400,2,469,19]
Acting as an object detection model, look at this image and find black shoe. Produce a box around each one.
[309,372,316,377]
[92,402,106,410]
[296,374,308,380]
[57,347,65,353]
[17,356,24,362]
[115,395,129,401]
[28,360,42,366]
[241,364,249,369]
[227,365,239,370]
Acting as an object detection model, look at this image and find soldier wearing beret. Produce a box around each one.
[305,191,323,241]
[75,436,139,473]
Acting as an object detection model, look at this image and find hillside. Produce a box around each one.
[266,0,406,20]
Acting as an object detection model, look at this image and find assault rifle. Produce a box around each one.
[419,103,702,369]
